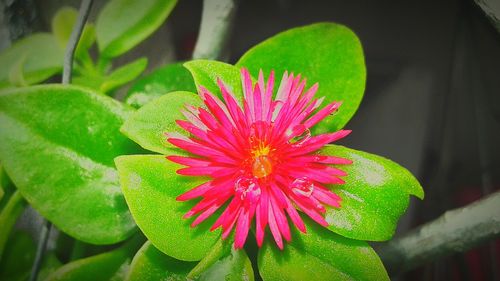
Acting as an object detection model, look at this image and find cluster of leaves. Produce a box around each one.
[0,0,423,280]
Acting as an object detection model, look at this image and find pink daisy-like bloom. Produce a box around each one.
[166,69,352,250]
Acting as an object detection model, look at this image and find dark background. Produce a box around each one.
[2,0,499,280]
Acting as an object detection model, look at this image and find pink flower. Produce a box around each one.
[167,69,352,249]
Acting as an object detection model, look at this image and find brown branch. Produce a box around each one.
[379,190,500,276]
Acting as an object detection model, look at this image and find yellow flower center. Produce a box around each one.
[251,145,273,178]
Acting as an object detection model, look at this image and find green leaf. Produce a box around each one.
[126,241,194,280]
[45,237,142,281]
[184,60,244,101]
[0,33,64,87]
[0,231,61,281]
[0,231,36,281]
[115,154,221,261]
[195,247,254,281]
[121,91,203,154]
[72,75,107,91]
[51,7,78,48]
[38,253,63,281]
[258,218,389,281]
[0,165,15,210]
[8,54,28,87]
[101,57,148,94]
[96,0,177,58]
[236,22,366,134]
[125,62,197,108]
[320,145,424,241]
[127,241,254,281]
[0,191,26,262]
[75,24,96,59]
[0,85,140,244]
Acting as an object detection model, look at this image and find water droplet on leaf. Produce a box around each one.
[288,125,311,147]
[291,177,314,197]
[235,176,261,203]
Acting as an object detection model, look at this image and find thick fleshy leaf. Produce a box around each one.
[45,237,142,281]
[101,57,148,93]
[115,154,221,261]
[127,241,254,281]
[96,0,177,57]
[0,166,14,210]
[184,60,244,101]
[258,218,389,281]
[320,145,424,241]
[51,7,78,48]
[0,230,61,281]
[125,62,196,108]
[73,58,148,94]
[0,231,36,281]
[121,91,203,154]
[0,191,25,261]
[0,85,140,244]
[237,22,366,133]
[0,33,64,87]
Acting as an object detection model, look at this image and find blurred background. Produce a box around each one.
[1,0,499,280]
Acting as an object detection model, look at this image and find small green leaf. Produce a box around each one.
[45,237,142,281]
[72,75,107,91]
[258,218,389,281]
[96,0,177,58]
[0,85,140,244]
[101,57,148,94]
[51,7,78,48]
[184,60,244,101]
[0,33,64,87]
[320,145,424,241]
[75,24,96,59]
[115,154,221,261]
[236,22,366,134]
[127,241,254,281]
[0,191,25,262]
[0,231,36,281]
[125,62,197,108]
[8,55,28,87]
[121,91,203,154]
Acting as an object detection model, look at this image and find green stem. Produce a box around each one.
[379,190,500,276]
[0,191,26,262]
[187,238,230,279]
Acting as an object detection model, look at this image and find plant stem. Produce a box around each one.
[378,190,500,276]
[28,220,51,281]
[62,0,94,84]
[474,0,500,33]
[192,0,239,61]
